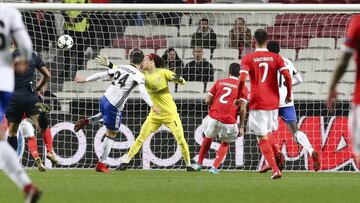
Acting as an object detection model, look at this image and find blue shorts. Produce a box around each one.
[279,106,297,124]
[100,96,122,130]
[0,91,13,123]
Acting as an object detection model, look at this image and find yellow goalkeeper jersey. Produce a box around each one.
[144,68,185,118]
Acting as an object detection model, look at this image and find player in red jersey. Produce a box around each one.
[236,29,292,179]
[327,15,360,161]
[191,63,248,174]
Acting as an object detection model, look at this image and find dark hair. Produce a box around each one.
[162,47,181,62]
[130,48,144,65]
[229,63,241,77]
[199,18,209,24]
[235,17,245,24]
[267,41,280,54]
[149,53,164,68]
[254,29,268,46]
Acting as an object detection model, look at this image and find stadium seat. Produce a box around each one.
[266,26,293,38]
[313,61,336,72]
[308,38,335,49]
[293,0,320,3]
[181,15,190,26]
[212,49,239,60]
[297,49,329,61]
[88,81,111,93]
[183,49,211,60]
[304,71,333,83]
[279,38,309,49]
[179,26,197,37]
[211,60,239,71]
[124,26,151,38]
[274,14,302,26]
[152,26,179,38]
[301,14,327,26]
[112,59,131,66]
[62,81,87,92]
[292,26,319,38]
[177,82,205,93]
[140,37,167,49]
[213,26,231,38]
[214,69,225,80]
[293,61,314,73]
[268,0,293,3]
[206,82,215,92]
[325,50,341,60]
[340,72,355,84]
[280,49,296,61]
[292,82,322,97]
[320,26,347,38]
[322,0,349,4]
[167,37,191,48]
[112,37,141,49]
[99,48,126,60]
[336,38,345,49]
[246,14,275,26]
[156,48,167,56]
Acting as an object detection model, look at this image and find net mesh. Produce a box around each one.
[15,7,359,171]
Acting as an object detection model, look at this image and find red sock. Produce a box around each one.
[42,128,53,153]
[213,142,229,169]
[28,137,39,159]
[268,135,281,155]
[258,139,279,172]
[198,136,213,165]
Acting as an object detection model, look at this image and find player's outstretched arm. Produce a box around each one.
[95,55,116,69]
[75,71,109,83]
[138,83,160,115]
[326,51,352,110]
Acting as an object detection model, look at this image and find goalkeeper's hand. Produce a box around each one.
[172,75,184,83]
[95,55,110,67]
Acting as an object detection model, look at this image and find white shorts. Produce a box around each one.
[349,105,360,157]
[203,115,239,143]
[248,109,278,136]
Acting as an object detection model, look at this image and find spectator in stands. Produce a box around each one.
[191,18,217,59]
[229,17,252,59]
[182,47,214,83]
[162,48,184,75]
[61,0,91,79]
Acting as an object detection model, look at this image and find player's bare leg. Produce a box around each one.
[74,113,103,132]
[96,129,116,173]
[0,122,42,202]
[287,122,320,171]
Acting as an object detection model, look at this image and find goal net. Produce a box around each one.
[10,3,360,171]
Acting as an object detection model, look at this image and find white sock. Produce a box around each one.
[99,136,113,163]
[89,113,103,124]
[0,141,31,189]
[295,131,314,155]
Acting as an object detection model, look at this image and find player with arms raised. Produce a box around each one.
[192,63,248,174]
[237,29,292,179]
[0,5,41,202]
[75,50,159,173]
[327,15,360,161]
[259,41,320,172]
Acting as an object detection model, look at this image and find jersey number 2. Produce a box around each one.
[259,62,269,83]
[219,87,232,104]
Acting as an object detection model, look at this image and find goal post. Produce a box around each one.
[7,2,360,171]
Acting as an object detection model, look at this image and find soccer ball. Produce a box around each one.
[57,34,74,50]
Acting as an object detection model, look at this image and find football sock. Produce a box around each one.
[213,142,229,169]
[42,128,53,153]
[0,141,31,189]
[268,135,281,155]
[198,136,213,165]
[7,136,18,151]
[28,137,39,159]
[99,136,114,163]
[295,131,314,155]
[259,139,279,172]
[89,113,103,124]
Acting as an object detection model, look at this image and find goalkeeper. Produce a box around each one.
[76,51,193,171]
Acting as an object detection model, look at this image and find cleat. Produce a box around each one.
[271,169,282,180]
[35,102,51,113]
[275,152,285,171]
[209,167,220,174]
[95,162,109,173]
[186,166,196,172]
[190,163,202,172]
[312,151,321,171]
[46,153,59,167]
[35,157,46,172]
[116,163,128,171]
[74,118,89,132]
[24,184,42,203]
[259,164,272,173]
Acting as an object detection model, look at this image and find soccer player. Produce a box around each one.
[191,63,248,174]
[259,41,320,173]
[327,14,360,161]
[0,5,41,202]
[6,42,58,172]
[75,50,160,173]
[236,29,293,179]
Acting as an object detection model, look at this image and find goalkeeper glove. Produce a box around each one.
[95,55,114,69]
[173,75,184,83]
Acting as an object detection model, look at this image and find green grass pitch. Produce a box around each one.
[1,170,359,203]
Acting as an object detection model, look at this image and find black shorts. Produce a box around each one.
[5,91,40,123]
